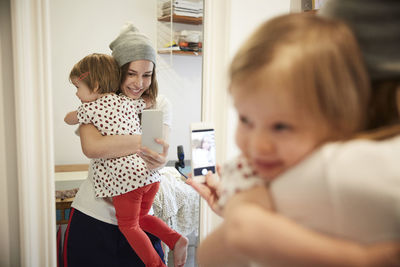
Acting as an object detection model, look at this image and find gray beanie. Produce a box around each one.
[109,22,156,67]
[319,0,400,81]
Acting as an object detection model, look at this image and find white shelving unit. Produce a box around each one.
[157,0,203,56]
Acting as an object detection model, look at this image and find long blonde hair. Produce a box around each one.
[229,13,370,140]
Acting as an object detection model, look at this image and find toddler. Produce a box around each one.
[217,12,370,209]
[189,9,400,266]
[196,13,400,267]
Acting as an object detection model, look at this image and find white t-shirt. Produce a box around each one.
[71,95,172,225]
[270,135,400,244]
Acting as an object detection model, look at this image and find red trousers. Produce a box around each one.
[113,182,181,267]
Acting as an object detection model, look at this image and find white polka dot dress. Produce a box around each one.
[218,155,265,208]
[77,94,161,197]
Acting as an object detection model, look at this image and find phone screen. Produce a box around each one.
[191,128,216,176]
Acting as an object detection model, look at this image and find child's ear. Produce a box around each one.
[93,82,100,93]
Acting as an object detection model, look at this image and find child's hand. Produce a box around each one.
[142,95,153,109]
[186,167,223,216]
[64,111,79,125]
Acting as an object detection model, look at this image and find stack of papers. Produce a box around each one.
[162,0,203,18]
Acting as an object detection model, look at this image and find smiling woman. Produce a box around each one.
[51,0,202,165]
[119,60,155,100]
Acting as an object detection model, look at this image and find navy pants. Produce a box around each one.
[63,208,164,267]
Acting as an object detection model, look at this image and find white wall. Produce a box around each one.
[51,0,202,164]
[157,54,202,160]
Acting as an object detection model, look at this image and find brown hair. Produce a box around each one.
[118,62,158,103]
[355,81,400,140]
[229,13,370,140]
[69,53,120,94]
[368,81,400,129]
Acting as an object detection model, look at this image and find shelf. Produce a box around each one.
[158,15,203,25]
[158,50,202,56]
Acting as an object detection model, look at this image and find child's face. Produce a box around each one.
[232,82,330,182]
[120,60,153,100]
[72,77,100,103]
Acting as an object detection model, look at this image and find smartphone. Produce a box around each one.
[141,110,164,153]
[190,123,216,183]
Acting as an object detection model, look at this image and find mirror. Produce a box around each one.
[51,0,203,266]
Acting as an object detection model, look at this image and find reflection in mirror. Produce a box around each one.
[51,0,203,266]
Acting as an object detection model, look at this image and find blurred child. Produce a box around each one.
[191,13,400,266]
[216,11,370,210]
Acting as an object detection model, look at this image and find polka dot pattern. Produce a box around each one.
[218,155,265,208]
[77,94,161,197]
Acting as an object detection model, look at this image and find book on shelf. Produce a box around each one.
[161,0,203,18]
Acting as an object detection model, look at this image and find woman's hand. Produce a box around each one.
[186,167,223,216]
[138,138,169,170]
[142,95,154,109]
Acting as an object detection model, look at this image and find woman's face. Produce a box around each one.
[120,60,154,99]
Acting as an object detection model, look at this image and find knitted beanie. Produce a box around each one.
[109,22,156,67]
[319,0,400,81]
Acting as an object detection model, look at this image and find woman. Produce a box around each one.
[188,0,400,266]
[62,23,186,267]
